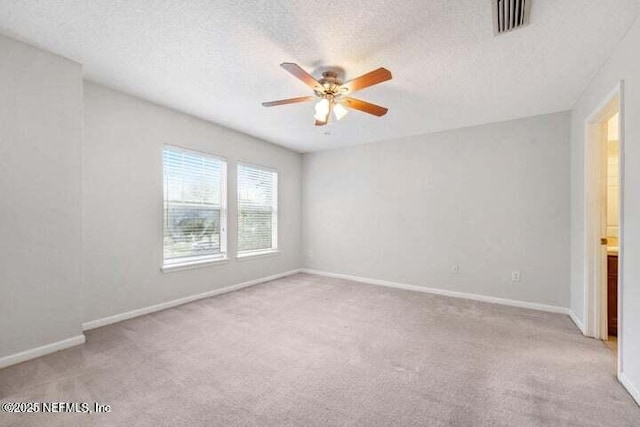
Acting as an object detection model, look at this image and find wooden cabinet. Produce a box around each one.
[608,254,618,336]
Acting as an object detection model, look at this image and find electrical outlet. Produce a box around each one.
[452,264,460,274]
[307,250,313,258]
[511,271,521,282]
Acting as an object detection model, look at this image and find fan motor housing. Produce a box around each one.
[318,71,343,96]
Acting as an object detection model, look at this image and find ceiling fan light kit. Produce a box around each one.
[262,63,392,126]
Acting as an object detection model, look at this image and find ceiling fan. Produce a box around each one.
[262,63,392,126]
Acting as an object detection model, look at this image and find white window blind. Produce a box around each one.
[163,146,227,267]
[237,163,278,255]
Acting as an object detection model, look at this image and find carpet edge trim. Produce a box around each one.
[82,269,302,331]
[301,269,569,314]
[0,335,86,369]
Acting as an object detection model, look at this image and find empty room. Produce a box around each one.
[1,1,640,426]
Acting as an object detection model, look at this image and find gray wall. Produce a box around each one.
[303,112,571,308]
[82,82,302,324]
[570,16,640,397]
[0,35,83,358]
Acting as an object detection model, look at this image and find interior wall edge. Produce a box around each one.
[82,269,302,331]
[569,310,586,335]
[301,269,570,315]
[0,335,86,370]
[620,371,640,407]
[0,269,303,369]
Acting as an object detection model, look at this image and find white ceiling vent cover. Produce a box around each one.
[492,0,531,35]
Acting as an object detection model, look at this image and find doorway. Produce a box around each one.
[604,111,620,353]
[583,82,624,375]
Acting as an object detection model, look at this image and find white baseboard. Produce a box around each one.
[620,372,640,406]
[568,310,586,334]
[82,269,301,331]
[301,269,569,315]
[0,335,86,369]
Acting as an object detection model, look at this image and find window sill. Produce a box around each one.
[236,249,280,261]
[161,256,229,273]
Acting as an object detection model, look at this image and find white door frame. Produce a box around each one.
[583,81,624,376]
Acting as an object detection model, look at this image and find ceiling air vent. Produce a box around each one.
[492,0,531,35]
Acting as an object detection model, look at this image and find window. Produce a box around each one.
[237,163,278,256]
[163,146,227,268]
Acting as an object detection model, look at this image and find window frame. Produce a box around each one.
[236,161,279,259]
[161,145,228,272]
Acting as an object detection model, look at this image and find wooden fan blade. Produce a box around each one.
[315,119,327,126]
[262,96,315,107]
[341,97,388,117]
[340,68,392,94]
[281,63,324,92]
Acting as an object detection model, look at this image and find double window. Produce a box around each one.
[162,146,278,269]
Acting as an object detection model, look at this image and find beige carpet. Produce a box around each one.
[1,273,638,426]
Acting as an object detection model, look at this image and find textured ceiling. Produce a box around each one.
[1,1,639,152]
